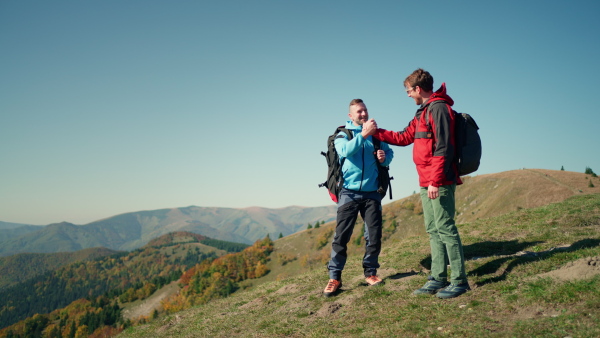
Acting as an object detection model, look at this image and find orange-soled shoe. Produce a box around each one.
[365,275,384,286]
[323,279,342,297]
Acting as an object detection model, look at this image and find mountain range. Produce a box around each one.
[0,205,336,256]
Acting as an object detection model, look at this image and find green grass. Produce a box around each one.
[118,194,600,337]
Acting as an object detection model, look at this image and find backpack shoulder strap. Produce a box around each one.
[370,136,392,199]
[426,100,453,116]
[424,101,440,127]
[372,135,381,150]
[424,100,454,131]
[372,138,383,168]
[424,103,434,130]
[336,127,353,141]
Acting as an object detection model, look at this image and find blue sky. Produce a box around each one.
[1,0,599,225]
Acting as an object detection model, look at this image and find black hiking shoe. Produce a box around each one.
[413,276,450,295]
[436,282,471,299]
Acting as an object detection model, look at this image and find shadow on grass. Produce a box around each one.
[418,240,545,271]
[414,239,600,286]
[472,238,600,286]
[387,271,418,280]
[464,240,545,259]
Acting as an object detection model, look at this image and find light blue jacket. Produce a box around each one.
[335,121,394,192]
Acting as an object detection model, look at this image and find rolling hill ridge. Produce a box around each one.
[0,205,336,256]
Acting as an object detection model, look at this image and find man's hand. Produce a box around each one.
[427,185,439,199]
[361,118,377,137]
[376,149,385,163]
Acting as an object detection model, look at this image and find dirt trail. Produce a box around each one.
[122,281,180,320]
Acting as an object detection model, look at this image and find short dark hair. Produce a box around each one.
[404,68,433,92]
[349,98,364,107]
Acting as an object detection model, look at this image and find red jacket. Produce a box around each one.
[374,83,462,188]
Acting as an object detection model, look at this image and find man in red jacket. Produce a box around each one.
[363,68,470,299]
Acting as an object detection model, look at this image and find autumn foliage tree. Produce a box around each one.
[0,233,242,336]
[162,236,274,312]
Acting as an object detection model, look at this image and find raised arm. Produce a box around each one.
[373,119,417,146]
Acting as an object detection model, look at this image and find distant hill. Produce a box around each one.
[0,231,237,329]
[0,221,41,230]
[0,205,336,256]
[0,222,43,242]
[0,247,118,289]
[453,168,597,224]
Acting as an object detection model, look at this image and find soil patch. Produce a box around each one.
[535,256,600,281]
[316,302,342,317]
[238,296,267,310]
[274,283,302,295]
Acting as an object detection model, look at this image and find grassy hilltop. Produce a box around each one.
[117,169,600,337]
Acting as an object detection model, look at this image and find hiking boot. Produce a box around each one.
[323,279,342,297]
[413,276,450,295]
[436,282,471,299]
[365,275,384,286]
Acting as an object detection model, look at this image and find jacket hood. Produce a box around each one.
[427,82,454,106]
[344,120,363,131]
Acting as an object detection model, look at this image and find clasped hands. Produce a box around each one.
[361,118,378,137]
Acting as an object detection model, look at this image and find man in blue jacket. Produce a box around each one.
[323,98,394,297]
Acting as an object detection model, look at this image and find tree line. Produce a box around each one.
[0,242,216,330]
[0,235,273,337]
[161,236,274,313]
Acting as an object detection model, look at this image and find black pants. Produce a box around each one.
[327,189,383,280]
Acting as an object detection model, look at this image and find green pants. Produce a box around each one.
[420,184,467,284]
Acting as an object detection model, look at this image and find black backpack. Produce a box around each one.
[319,126,393,203]
[454,111,482,176]
[426,102,482,176]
